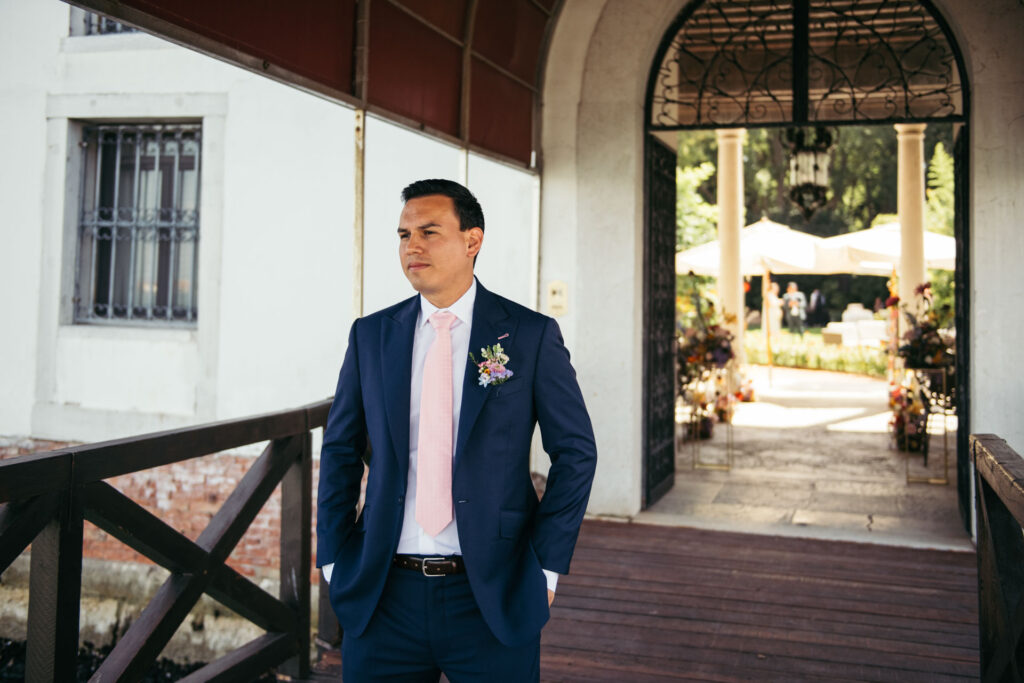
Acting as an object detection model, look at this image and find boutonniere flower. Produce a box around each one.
[469,343,513,387]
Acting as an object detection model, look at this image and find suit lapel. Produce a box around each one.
[381,295,419,483]
[455,282,517,466]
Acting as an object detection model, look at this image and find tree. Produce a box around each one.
[926,141,956,313]
[676,162,717,251]
[674,124,956,321]
[927,141,954,236]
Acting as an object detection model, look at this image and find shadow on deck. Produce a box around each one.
[315,519,977,682]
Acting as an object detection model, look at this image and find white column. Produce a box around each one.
[716,129,746,361]
[895,123,927,308]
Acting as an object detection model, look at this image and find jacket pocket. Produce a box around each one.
[493,379,526,399]
[499,510,527,539]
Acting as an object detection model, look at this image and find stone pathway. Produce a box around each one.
[636,365,972,551]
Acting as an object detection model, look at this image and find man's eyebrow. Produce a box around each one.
[397,222,442,233]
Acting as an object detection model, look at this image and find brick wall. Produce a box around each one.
[2,438,327,586]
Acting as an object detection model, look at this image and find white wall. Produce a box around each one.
[540,0,685,517]
[360,115,538,316]
[0,2,539,442]
[361,116,462,315]
[214,77,353,419]
[1,4,358,439]
[0,0,68,436]
[936,0,1024,453]
[468,153,538,310]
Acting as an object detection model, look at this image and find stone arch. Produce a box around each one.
[538,0,988,519]
[640,0,972,512]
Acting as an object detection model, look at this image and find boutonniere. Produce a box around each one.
[469,343,514,387]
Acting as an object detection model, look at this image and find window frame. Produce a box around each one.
[72,120,203,328]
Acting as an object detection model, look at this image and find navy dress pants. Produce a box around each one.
[341,566,541,682]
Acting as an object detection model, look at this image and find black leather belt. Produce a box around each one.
[393,554,465,576]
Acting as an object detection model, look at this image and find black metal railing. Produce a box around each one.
[971,433,1024,681]
[0,399,331,682]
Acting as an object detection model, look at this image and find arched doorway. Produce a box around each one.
[641,0,971,527]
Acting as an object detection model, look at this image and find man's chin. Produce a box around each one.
[404,273,433,295]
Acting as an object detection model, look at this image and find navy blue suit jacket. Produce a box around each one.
[316,281,597,647]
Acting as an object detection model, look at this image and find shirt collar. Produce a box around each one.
[418,278,477,328]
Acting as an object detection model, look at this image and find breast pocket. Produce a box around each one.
[492,379,527,400]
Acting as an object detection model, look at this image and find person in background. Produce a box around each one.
[783,281,807,336]
[808,288,828,327]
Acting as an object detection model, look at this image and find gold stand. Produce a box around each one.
[690,363,735,471]
[905,367,952,486]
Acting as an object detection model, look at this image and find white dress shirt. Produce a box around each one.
[323,279,557,592]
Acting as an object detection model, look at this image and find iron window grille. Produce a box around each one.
[82,12,138,35]
[74,123,201,325]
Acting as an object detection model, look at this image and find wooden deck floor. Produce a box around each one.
[312,519,978,682]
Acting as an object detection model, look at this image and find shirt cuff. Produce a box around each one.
[322,562,334,583]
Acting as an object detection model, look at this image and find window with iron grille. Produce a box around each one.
[81,12,138,35]
[74,123,201,325]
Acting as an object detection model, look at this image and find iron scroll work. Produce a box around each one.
[648,0,967,130]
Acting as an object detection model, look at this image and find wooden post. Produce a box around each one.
[279,432,312,678]
[26,488,83,683]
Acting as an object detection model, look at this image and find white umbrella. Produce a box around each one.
[675,217,827,276]
[819,222,956,275]
[676,217,834,380]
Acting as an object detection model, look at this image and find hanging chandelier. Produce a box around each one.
[782,126,836,220]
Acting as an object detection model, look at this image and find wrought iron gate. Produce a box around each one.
[954,126,971,534]
[643,135,678,507]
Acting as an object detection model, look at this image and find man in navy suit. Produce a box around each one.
[317,179,597,681]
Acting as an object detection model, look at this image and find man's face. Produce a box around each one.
[398,194,482,306]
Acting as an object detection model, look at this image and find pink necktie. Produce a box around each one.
[416,310,457,537]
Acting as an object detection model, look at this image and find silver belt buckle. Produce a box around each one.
[421,557,449,577]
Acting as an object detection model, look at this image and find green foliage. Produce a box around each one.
[926,141,956,313]
[675,135,720,301]
[676,162,718,250]
[871,212,899,227]
[927,142,955,236]
[744,330,889,378]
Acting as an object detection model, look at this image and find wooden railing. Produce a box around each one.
[972,433,1024,682]
[0,399,331,682]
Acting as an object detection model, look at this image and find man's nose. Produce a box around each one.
[406,233,424,253]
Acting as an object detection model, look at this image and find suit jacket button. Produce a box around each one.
[397,496,404,504]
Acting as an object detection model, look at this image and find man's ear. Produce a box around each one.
[465,227,483,259]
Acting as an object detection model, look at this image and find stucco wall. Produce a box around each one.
[542,0,1024,517]
[0,1,66,438]
[541,0,686,516]
[934,0,1024,452]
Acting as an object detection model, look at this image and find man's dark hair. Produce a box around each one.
[401,179,485,233]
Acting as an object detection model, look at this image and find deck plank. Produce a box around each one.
[309,520,978,681]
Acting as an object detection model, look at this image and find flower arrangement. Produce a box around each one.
[889,376,926,452]
[896,282,954,369]
[677,282,737,438]
[470,343,513,387]
[677,295,735,387]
